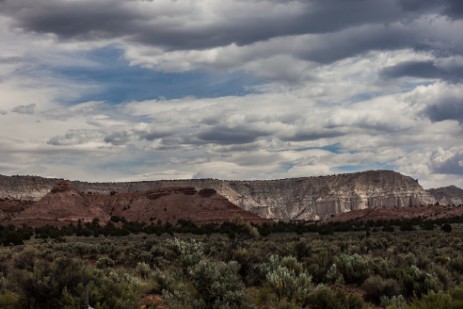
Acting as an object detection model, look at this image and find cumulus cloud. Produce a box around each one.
[47,129,105,146]
[1,0,463,188]
[431,147,463,175]
[11,103,36,114]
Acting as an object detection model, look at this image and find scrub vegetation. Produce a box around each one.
[1,220,463,308]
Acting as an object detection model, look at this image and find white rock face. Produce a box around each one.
[0,175,57,201]
[0,170,437,220]
[428,186,463,206]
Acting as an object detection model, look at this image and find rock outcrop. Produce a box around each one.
[94,187,269,225]
[428,186,463,206]
[0,170,438,221]
[11,181,110,227]
[7,183,268,227]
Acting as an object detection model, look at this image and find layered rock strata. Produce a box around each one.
[428,186,463,206]
[0,170,437,221]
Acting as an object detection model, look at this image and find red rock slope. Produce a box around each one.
[88,187,269,225]
[8,183,269,227]
[10,181,110,227]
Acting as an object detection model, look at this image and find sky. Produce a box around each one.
[1,0,463,188]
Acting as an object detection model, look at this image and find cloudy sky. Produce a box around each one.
[1,0,463,188]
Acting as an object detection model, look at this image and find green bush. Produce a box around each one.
[335,254,371,284]
[307,285,364,309]
[260,255,313,305]
[187,259,248,309]
[362,275,400,304]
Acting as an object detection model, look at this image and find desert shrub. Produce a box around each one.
[263,255,312,305]
[9,256,141,309]
[370,257,394,278]
[13,246,39,272]
[441,224,452,233]
[450,257,463,273]
[399,223,415,232]
[173,238,205,269]
[396,265,440,298]
[451,285,463,309]
[382,225,395,232]
[325,263,344,284]
[305,249,334,283]
[188,259,248,309]
[95,256,115,269]
[398,290,452,309]
[362,275,400,304]
[293,240,312,261]
[135,261,151,279]
[150,268,177,294]
[231,246,266,285]
[0,291,21,308]
[306,285,364,309]
[432,264,453,291]
[380,294,406,308]
[335,254,371,284]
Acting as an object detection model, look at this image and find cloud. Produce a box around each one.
[381,60,463,82]
[197,126,270,145]
[47,129,105,146]
[404,82,463,124]
[444,0,463,19]
[425,97,463,123]
[381,61,442,79]
[0,0,400,50]
[0,109,6,115]
[104,131,132,146]
[11,103,36,114]
[431,147,463,175]
[1,0,463,190]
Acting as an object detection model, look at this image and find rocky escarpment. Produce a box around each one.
[428,186,463,206]
[0,170,437,221]
[211,170,436,220]
[0,175,57,201]
[11,181,110,227]
[7,183,268,227]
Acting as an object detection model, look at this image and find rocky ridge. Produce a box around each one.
[428,186,463,206]
[0,170,438,221]
[6,182,268,227]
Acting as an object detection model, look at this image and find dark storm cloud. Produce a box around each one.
[381,61,463,82]
[398,0,463,19]
[297,26,415,64]
[138,130,172,141]
[104,131,131,146]
[444,0,463,19]
[382,61,443,78]
[4,1,141,41]
[397,0,438,12]
[431,152,463,175]
[0,0,446,52]
[424,97,463,123]
[197,127,269,145]
[281,130,345,142]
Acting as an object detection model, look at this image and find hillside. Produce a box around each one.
[6,182,268,227]
[0,170,438,221]
[428,186,463,206]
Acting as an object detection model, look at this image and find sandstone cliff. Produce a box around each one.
[11,181,110,227]
[0,170,437,221]
[7,183,268,226]
[428,186,463,206]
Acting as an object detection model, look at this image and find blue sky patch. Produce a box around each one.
[53,46,262,104]
[296,143,343,154]
[337,163,397,173]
